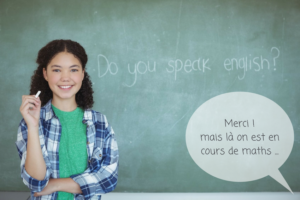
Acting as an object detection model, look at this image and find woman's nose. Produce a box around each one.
[61,71,70,81]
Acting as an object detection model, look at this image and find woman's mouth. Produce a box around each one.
[58,85,73,90]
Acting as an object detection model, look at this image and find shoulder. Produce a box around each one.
[84,109,116,142]
[89,109,108,126]
[85,109,112,131]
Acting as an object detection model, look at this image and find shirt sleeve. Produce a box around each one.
[70,122,119,199]
[15,119,52,192]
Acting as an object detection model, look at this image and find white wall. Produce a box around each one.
[103,192,300,200]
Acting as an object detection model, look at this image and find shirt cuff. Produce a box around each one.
[71,173,99,199]
[21,166,50,192]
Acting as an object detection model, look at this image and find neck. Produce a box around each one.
[51,98,77,112]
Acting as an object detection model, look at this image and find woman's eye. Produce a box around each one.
[53,69,60,72]
[71,69,78,72]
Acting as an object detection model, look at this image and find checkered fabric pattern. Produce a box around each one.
[16,99,119,200]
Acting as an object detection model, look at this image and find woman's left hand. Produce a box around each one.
[34,178,57,197]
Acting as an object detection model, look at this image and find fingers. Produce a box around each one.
[34,192,40,197]
[23,101,39,111]
[22,95,41,104]
[21,95,41,106]
[20,95,41,113]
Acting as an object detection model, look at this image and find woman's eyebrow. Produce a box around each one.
[50,65,80,68]
[51,65,61,68]
[70,65,80,68]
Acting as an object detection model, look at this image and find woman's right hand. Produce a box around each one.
[20,95,41,128]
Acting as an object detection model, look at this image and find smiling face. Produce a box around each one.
[43,51,84,106]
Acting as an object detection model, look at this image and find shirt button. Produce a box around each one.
[99,154,102,157]
[87,141,90,144]
[88,160,91,163]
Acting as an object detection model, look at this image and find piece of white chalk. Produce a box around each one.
[35,91,41,98]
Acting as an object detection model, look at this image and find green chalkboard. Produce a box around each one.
[0,0,299,193]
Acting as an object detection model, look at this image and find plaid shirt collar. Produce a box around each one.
[43,99,94,127]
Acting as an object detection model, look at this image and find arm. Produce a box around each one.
[25,125,46,180]
[16,95,52,192]
[19,95,46,180]
[16,119,52,192]
[34,178,82,197]
[70,122,119,199]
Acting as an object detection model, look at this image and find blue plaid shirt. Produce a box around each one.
[15,99,119,200]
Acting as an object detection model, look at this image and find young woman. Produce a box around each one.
[16,39,119,200]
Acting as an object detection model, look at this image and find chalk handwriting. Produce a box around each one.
[166,58,210,80]
[96,47,280,86]
[123,61,156,87]
[97,54,118,78]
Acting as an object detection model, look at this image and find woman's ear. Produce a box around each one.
[43,68,48,81]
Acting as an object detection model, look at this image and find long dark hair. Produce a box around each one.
[30,39,94,109]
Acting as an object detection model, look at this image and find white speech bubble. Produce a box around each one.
[186,92,294,193]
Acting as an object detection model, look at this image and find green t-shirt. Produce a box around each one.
[52,105,88,200]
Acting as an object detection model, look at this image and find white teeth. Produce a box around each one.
[59,86,71,89]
